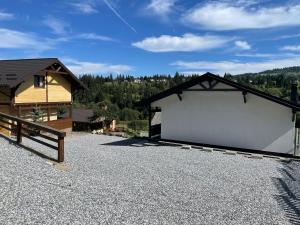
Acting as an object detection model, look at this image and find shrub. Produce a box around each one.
[119,108,140,121]
[127,120,148,131]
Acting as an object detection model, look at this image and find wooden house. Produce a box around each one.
[72,108,116,132]
[0,58,85,134]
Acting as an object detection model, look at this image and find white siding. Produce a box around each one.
[152,84,295,154]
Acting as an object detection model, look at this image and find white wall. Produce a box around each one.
[152,83,296,154]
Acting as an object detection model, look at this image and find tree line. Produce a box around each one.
[74,67,300,120]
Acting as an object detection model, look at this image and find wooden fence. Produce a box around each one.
[0,112,66,162]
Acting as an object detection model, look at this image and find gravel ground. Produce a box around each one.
[0,133,299,225]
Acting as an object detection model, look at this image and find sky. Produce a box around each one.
[1,0,300,76]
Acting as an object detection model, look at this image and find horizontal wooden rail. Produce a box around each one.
[0,112,66,162]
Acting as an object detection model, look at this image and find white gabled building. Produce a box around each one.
[140,73,300,156]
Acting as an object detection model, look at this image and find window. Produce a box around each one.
[34,75,45,88]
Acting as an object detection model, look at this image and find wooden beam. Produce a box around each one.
[0,102,10,105]
[18,106,21,117]
[14,101,72,106]
[210,81,219,89]
[45,71,50,122]
[43,70,69,75]
[58,136,64,163]
[16,121,22,144]
[56,66,62,72]
[199,82,208,89]
[16,105,70,111]
[208,80,212,88]
[0,89,10,98]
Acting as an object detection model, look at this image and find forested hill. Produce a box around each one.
[225,66,300,98]
[74,67,300,120]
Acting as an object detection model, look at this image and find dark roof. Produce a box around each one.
[72,109,94,123]
[0,58,86,89]
[139,72,300,110]
[72,109,106,123]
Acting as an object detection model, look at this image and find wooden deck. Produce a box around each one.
[46,118,72,130]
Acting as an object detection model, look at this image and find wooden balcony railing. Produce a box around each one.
[0,112,66,162]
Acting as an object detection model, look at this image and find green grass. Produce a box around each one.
[116,120,148,137]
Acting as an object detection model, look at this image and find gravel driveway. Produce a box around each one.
[0,134,299,225]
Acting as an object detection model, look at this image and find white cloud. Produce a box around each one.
[0,11,14,20]
[181,3,300,30]
[77,33,115,42]
[236,52,300,58]
[281,45,300,52]
[132,33,230,52]
[235,40,251,50]
[64,58,134,74]
[0,28,53,51]
[146,0,176,16]
[273,33,300,40]
[43,16,69,35]
[71,2,98,14]
[235,53,276,58]
[172,57,300,75]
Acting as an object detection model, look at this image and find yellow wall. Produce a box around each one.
[15,76,46,103]
[47,73,71,102]
[0,87,11,103]
[15,73,71,103]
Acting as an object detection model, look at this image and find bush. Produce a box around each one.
[57,106,67,119]
[127,120,148,131]
[119,108,140,121]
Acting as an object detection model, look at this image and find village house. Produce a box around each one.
[0,58,85,134]
[72,108,116,132]
[140,72,300,157]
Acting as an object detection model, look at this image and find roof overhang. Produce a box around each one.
[0,58,87,90]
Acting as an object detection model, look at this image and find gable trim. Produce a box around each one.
[138,72,300,110]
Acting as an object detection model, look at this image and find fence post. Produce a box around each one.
[17,121,22,144]
[58,136,64,163]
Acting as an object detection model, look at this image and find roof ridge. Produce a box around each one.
[0,58,58,62]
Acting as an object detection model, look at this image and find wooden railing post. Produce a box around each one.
[58,136,64,163]
[0,112,66,162]
[16,121,22,144]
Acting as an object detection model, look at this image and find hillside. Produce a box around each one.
[74,67,300,120]
[224,66,300,99]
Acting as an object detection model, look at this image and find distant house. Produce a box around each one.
[0,58,86,134]
[72,108,116,132]
[140,73,300,156]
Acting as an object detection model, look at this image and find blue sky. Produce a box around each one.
[1,0,300,76]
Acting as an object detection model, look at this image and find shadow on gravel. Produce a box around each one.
[0,133,56,162]
[101,138,159,147]
[102,138,147,146]
[273,160,300,225]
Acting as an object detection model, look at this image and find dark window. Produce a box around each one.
[34,75,45,88]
